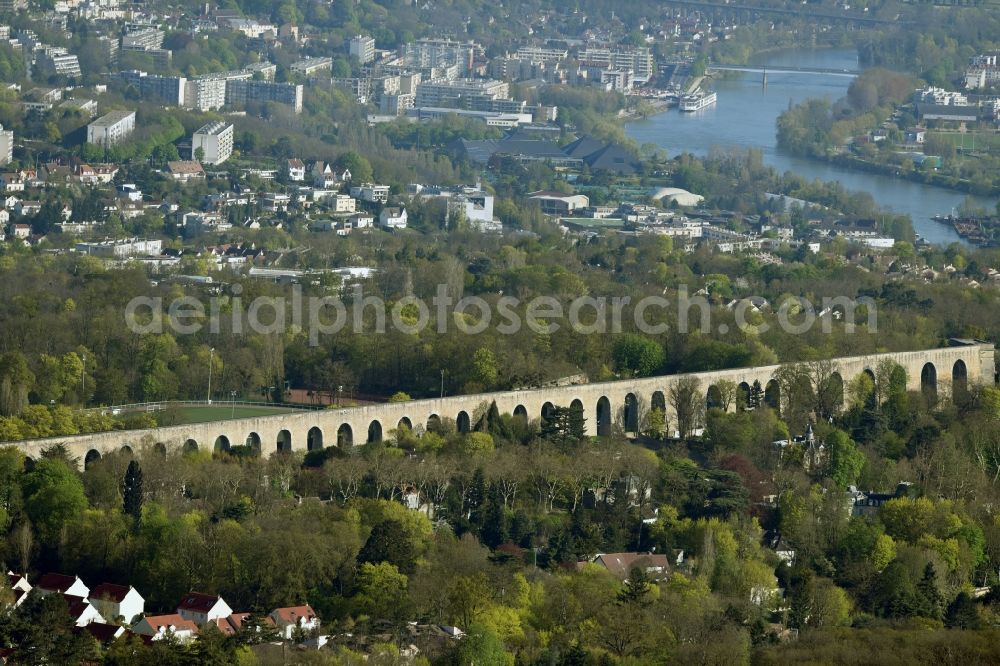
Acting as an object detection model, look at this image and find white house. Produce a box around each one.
[351,183,389,204]
[35,573,89,598]
[89,583,145,624]
[379,206,407,229]
[133,614,199,642]
[286,159,306,182]
[269,605,320,640]
[350,213,374,229]
[6,572,31,608]
[63,594,106,627]
[176,592,233,626]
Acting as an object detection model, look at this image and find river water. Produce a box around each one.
[625,48,996,245]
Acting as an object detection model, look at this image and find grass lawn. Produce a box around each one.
[162,404,301,425]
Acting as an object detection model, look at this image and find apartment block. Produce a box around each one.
[192,121,234,165]
[289,57,332,77]
[121,27,164,50]
[118,71,186,106]
[87,110,136,148]
[183,76,229,111]
[0,124,12,165]
[402,39,477,76]
[349,35,375,64]
[415,78,509,108]
[226,80,303,113]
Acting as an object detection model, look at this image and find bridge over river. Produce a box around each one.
[708,65,859,78]
[4,344,994,468]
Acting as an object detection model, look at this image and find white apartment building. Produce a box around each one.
[87,110,136,148]
[0,124,12,165]
[402,38,477,75]
[350,183,390,203]
[290,57,332,76]
[349,35,375,64]
[184,76,230,111]
[192,121,234,165]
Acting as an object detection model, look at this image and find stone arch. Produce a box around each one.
[397,416,412,431]
[213,436,230,453]
[921,362,937,399]
[276,429,292,453]
[426,414,441,433]
[953,359,968,403]
[368,420,383,443]
[863,367,876,384]
[737,382,751,410]
[764,379,780,410]
[246,432,262,454]
[307,426,324,451]
[596,396,612,436]
[624,393,639,433]
[706,384,723,411]
[337,423,353,447]
[457,411,471,433]
[120,445,134,457]
[513,405,528,421]
[84,449,101,468]
[541,402,555,422]
[154,442,167,457]
[825,371,845,414]
[651,391,666,412]
[183,439,198,454]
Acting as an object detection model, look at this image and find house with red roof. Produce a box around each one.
[35,573,89,598]
[61,594,105,627]
[176,592,233,626]
[89,583,145,624]
[132,614,199,642]
[269,604,320,639]
[84,622,127,645]
[211,612,252,636]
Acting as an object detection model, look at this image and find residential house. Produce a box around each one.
[85,622,127,645]
[176,592,233,626]
[329,194,356,214]
[261,193,291,212]
[583,553,670,580]
[62,594,106,627]
[166,160,206,182]
[286,158,306,182]
[211,612,251,636]
[350,183,389,204]
[310,161,350,189]
[379,206,407,229]
[269,605,320,640]
[35,573,89,598]
[350,213,374,229]
[0,208,9,227]
[77,163,119,184]
[89,583,145,624]
[133,614,199,642]
[10,223,30,239]
[6,572,30,608]
[0,172,25,191]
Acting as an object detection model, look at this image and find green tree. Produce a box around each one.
[122,459,143,529]
[945,591,981,629]
[827,430,865,489]
[359,519,416,574]
[22,457,88,543]
[612,334,665,378]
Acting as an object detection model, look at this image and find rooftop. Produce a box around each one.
[90,109,135,127]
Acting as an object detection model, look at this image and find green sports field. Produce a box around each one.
[160,404,301,425]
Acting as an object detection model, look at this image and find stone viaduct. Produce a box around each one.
[4,344,995,468]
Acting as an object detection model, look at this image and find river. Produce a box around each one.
[625,48,996,245]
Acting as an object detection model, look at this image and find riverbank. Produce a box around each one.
[803,151,1000,198]
[624,46,989,245]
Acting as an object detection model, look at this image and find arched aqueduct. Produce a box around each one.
[5,344,994,468]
